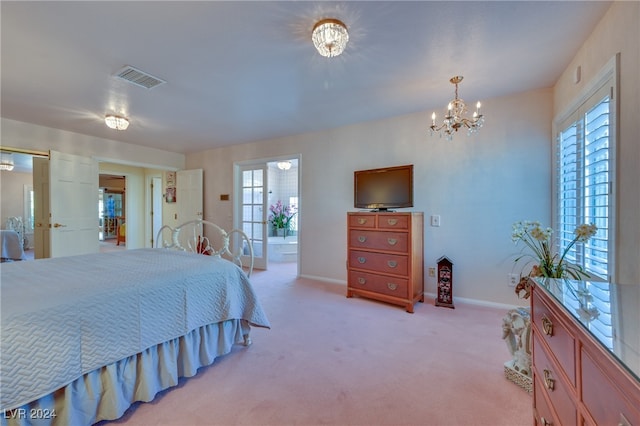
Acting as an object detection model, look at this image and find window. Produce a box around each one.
[555,56,617,282]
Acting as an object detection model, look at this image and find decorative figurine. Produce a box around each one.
[436,256,454,308]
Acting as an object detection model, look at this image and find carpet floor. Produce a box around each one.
[106,261,531,426]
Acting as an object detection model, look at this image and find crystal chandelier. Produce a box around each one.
[430,76,484,140]
[312,18,349,58]
[105,115,130,130]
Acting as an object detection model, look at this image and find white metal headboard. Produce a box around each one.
[155,219,254,277]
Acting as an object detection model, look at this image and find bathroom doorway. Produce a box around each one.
[266,159,298,265]
[236,156,299,272]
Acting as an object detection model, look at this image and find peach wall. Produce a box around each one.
[186,88,553,306]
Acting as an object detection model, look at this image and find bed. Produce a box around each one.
[0,220,270,425]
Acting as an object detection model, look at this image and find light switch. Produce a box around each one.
[431,215,441,227]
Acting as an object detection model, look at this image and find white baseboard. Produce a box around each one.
[298,274,346,286]
[424,292,522,310]
[298,276,523,310]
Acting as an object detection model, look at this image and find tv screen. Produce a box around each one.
[354,165,414,211]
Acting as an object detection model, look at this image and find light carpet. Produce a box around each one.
[105,261,530,426]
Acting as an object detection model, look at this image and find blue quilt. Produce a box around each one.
[0,248,270,410]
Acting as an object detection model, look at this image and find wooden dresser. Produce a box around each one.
[346,212,424,313]
[530,278,640,426]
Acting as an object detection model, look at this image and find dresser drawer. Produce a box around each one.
[532,333,576,426]
[348,230,408,253]
[348,214,376,229]
[348,270,409,298]
[581,347,640,426]
[534,374,560,426]
[349,250,408,276]
[532,292,576,386]
[377,214,409,230]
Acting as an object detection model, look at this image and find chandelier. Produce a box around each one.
[105,115,130,130]
[430,76,484,140]
[312,18,349,58]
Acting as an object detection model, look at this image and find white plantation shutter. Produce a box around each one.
[557,122,581,264]
[562,280,613,350]
[586,281,613,348]
[583,96,611,277]
[555,57,617,282]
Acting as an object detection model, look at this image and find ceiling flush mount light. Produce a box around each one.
[277,161,292,171]
[312,18,349,58]
[0,153,14,171]
[105,115,130,131]
[0,160,14,172]
[430,76,485,140]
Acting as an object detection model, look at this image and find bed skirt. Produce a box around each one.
[1,319,250,426]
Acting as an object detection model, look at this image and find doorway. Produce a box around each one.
[98,174,126,250]
[266,159,298,264]
[236,156,299,271]
[2,146,169,255]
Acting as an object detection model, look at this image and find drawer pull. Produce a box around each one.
[387,260,398,268]
[543,369,555,391]
[358,257,367,264]
[540,417,552,426]
[358,236,367,243]
[358,277,366,285]
[387,219,398,226]
[387,238,397,246]
[541,315,554,336]
[357,218,368,225]
[387,283,398,291]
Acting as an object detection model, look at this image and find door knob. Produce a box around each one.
[53,223,67,228]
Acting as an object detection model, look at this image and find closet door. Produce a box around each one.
[34,150,99,258]
[32,157,49,259]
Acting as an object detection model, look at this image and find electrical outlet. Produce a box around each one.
[429,267,436,277]
[508,273,519,287]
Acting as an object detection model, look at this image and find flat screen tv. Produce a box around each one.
[354,164,414,211]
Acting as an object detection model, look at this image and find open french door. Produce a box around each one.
[33,150,99,258]
[238,164,268,270]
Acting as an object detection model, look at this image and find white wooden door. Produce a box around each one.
[48,151,99,257]
[32,157,50,259]
[177,169,203,223]
[238,164,268,270]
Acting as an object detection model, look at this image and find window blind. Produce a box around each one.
[556,83,612,281]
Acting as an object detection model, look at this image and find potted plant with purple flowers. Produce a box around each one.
[269,200,296,238]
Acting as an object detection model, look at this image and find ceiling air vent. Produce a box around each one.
[114,65,166,90]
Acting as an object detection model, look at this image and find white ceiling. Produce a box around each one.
[1,1,611,155]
